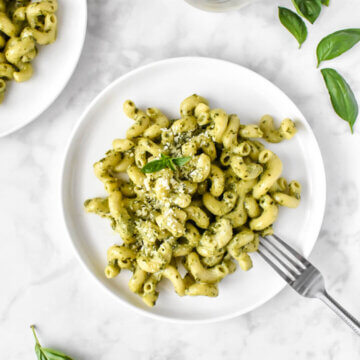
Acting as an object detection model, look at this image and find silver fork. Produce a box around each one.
[258,234,360,335]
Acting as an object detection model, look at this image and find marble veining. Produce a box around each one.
[0,0,360,359]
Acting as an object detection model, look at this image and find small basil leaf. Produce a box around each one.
[35,344,45,360]
[31,326,74,360]
[167,159,176,171]
[172,156,191,167]
[292,0,322,24]
[321,0,329,5]
[141,159,167,173]
[278,7,308,48]
[317,29,360,67]
[321,68,358,133]
[42,348,74,360]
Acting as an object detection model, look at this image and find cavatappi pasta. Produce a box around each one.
[0,0,57,103]
[84,94,301,307]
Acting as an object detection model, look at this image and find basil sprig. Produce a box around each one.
[317,29,360,67]
[31,325,74,360]
[292,0,322,24]
[141,154,191,173]
[278,7,308,48]
[321,68,358,133]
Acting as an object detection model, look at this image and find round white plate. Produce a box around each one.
[0,0,87,137]
[61,57,326,323]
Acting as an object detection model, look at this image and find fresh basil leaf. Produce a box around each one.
[278,7,308,48]
[141,159,167,173]
[35,343,45,360]
[167,159,176,171]
[31,326,74,360]
[321,0,329,5]
[42,348,73,360]
[321,68,358,133]
[172,156,191,167]
[317,29,360,67]
[292,0,322,24]
[142,155,191,173]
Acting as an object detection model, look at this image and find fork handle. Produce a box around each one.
[318,291,360,336]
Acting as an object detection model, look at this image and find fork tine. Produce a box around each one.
[259,241,299,278]
[261,236,306,272]
[271,234,311,267]
[257,247,295,284]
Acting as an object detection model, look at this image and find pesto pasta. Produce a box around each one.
[84,94,301,307]
[0,0,58,104]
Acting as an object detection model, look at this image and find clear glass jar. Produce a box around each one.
[185,0,253,12]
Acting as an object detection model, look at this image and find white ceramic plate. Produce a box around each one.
[0,0,87,137]
[61,57,326,323]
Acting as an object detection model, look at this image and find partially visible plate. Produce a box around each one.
[0,0,87,137]
[61,57,326,323]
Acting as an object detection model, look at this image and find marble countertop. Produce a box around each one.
[1,0,360,359]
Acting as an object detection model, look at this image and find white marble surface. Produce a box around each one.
[1,0,360,358]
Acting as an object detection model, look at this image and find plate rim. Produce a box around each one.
[60,56,327,324]
[0,0,88,138]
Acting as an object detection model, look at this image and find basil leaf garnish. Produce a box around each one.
[317,29,360,67]
[278,7,308,48]
[292,0,322,24]
[321,68,358,133]
[141,159,168,173]
[31,326,74,360]
[321,0,329,5]
[167,158,176,171]
[172,156,191,167]
[41,348,74,360]
[141,155,191,173]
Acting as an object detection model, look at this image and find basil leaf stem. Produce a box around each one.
[321,68,358,133]
[168,158,176,171]
[317,29,360,67]
[278,7,308,48]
